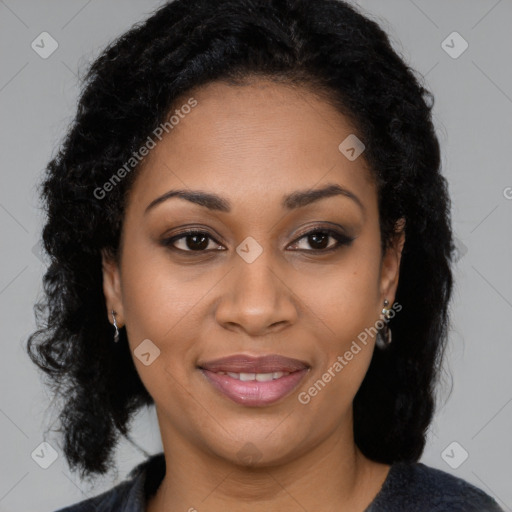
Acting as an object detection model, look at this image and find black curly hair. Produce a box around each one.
[27,0,455,482]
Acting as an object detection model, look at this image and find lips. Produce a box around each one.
[198,354,309,374]
[198,354,310,406]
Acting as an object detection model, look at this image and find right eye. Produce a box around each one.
[161,229,225,253]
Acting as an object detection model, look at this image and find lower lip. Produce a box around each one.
[200,368,309,406]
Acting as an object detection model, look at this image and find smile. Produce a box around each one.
[200,368,309,406]
[216,371,290,381]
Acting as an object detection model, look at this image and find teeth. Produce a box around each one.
[256,373,273,382]
[220,371,290,381]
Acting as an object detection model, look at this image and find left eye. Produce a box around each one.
[289,229,354,252]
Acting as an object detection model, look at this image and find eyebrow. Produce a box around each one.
[144,183,365,215]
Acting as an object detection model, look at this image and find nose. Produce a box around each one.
[214,248,299,337]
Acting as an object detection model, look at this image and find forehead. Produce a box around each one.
[126,79,376,216]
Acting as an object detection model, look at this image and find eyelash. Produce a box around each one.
[161,227,354,255]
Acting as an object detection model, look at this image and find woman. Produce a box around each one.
[27,0,504,510]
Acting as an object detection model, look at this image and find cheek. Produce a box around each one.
[297,346,373,431]
[291,248,381,404]
[118,252,201,406]
[119,234,205,341]
[296,271,379,420]
[292,255,381,342]
[117,232,227,370]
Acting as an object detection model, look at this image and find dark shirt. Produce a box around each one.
[53,452,504,511]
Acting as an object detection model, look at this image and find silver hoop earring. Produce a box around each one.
[111,310,120,343]
[376,299,392,350]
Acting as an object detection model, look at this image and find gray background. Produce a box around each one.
[1,0,511,510]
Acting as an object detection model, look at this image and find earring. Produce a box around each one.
[376,299,392,350]
[111,310,120,343]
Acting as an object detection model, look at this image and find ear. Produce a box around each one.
[101,248,124,326]
[379,218,406,306]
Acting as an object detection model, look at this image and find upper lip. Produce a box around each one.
[198,354,309,373]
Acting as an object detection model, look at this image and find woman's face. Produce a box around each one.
[102,79,404,466]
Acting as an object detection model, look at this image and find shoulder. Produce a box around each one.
[52,479,134,512]
[52,453,164,512]
[368,461,504,512]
